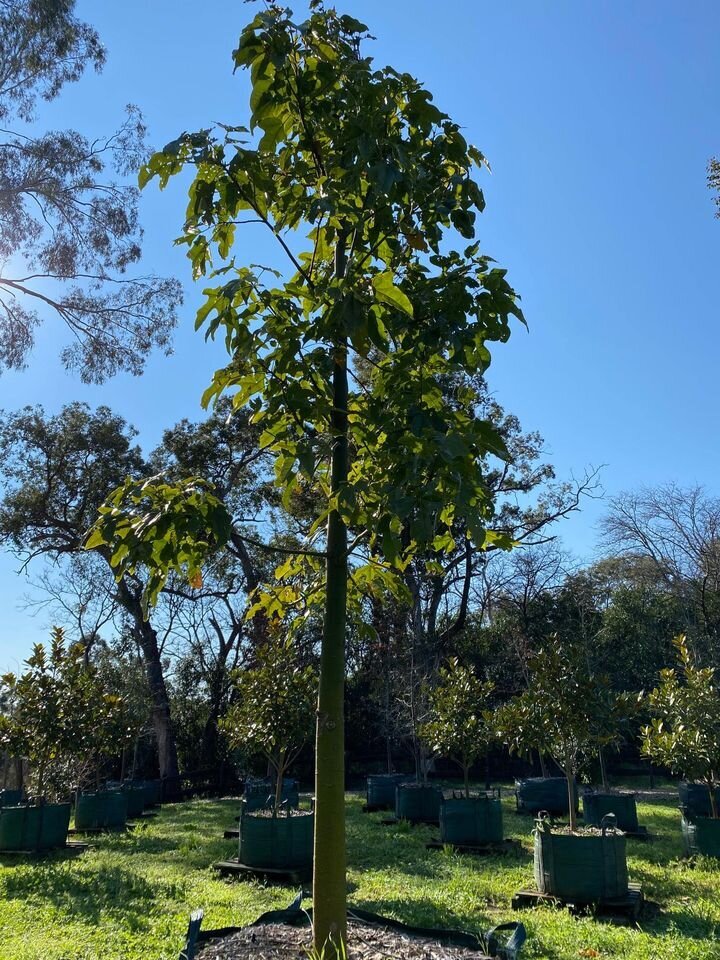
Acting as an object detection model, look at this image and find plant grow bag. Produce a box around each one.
[582,792,639,832]
[440,795,503,846]
[180,893,527,960]
[0,802,71,851]
[242,777,299,812]
[395,783,442,823]
[681,814,720,858]
[75,790,127,830]
[533,817,628,902]
[516,777,577,815]
[238,810,313,870]
[138,779,162,807]
[0,789,22,807]
[679,782,719,819]
[366,773,406,809]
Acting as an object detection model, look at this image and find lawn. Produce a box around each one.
[0,788,718,960]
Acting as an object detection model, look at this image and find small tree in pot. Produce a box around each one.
[221,635,316,816]
[493,636,633,900]
[642,634,720,855]
[421,658,494,798]
[0,628,125,848]
[221,634,317,873]
[421,658,500,845]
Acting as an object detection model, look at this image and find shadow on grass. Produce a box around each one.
[349,895,495,937]
[1,863,158,928]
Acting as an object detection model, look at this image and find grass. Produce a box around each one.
[0,786,719,959]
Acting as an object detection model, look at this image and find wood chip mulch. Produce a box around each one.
[196,920,488,960]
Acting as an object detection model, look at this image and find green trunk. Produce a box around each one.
[313,277,349,956]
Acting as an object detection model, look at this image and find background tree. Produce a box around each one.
[0,0,181,379]
[220,635,316,815]
[420,657,494,797]
[602,484,720,661]
[642,634,720,818]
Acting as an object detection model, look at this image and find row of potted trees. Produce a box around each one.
[0,628,152,850]
[367,633,720,903]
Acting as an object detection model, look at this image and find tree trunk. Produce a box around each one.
[709,781,718,819]
[463,762,470,798]
[598,747,609,791]
[313,270,349,956]
[117,578,180,779]
[565,760,577,832]
[538,751,548,778]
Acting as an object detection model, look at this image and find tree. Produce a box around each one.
[0,627,125,799]
[642,634,720,818]
[0,0,181,380]
[709,157,720,217]
[221,635,316,814]
[90,4,523,950]
[420,658,494,797]
[602,484,720,661]
[492,637,629,831]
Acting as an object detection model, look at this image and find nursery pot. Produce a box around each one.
[533,815,628,901]
[243,777,299,813]
[239,809,314,871]
[516,777,578,815]
[366,774,406,810]
[0,789,22,807]
[75,790,128,830]
[138,779,162,807]
[679,782,719,820]
[395,783,442,824]
[440,794,503,846]
[582,792,639,832]
[681,814,720,858]
[0,802,71,851]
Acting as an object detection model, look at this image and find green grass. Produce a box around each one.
[1,788,719,959]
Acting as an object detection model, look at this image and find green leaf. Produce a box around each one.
[371,272,413,317]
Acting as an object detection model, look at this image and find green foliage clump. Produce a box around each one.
[642,634,720,817]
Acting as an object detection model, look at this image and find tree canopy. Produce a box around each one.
[0,0,181,380]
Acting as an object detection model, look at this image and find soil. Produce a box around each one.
[548,824,624,837]
[196,920,487,960]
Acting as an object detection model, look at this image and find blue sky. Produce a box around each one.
[1,0,719,669]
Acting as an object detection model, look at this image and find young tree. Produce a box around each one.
[0,0,181,379]
[89,4,523,950]
[221,635,316,815]
[0,627,124,799]
[492,637,629,831]
[642,634,720,818]
[420,658,494,797]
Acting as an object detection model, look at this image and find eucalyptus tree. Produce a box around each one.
[89,4,524,950]
[0,0,180,379]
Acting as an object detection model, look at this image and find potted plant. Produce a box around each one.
[420,658,500,845]
[0,630,85,850]
[641,634,720,857]
[581,682,640,833]
[221,636,316,873]
[493,637,630,901]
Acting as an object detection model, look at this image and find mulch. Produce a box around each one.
[196,920,489,960]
